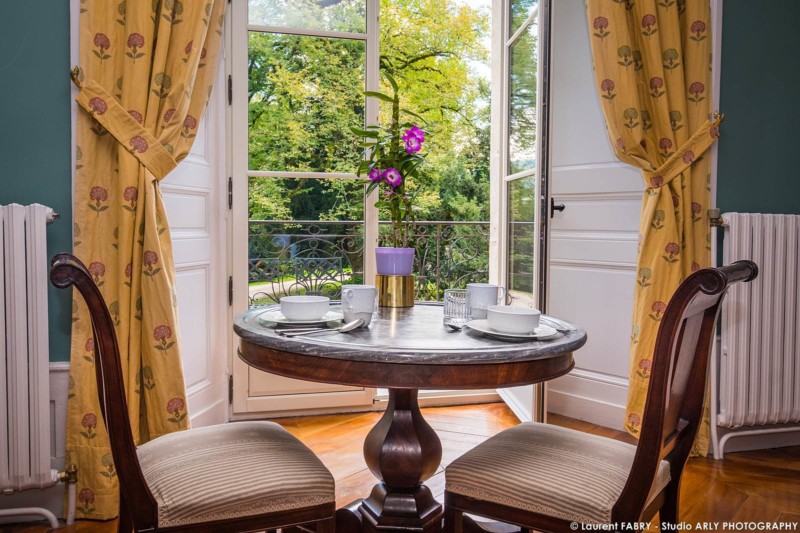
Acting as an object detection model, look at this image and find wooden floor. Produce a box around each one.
[3,403,799,532]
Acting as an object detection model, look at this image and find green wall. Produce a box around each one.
[717,0,800,215]
[0,2,796,362]
[0,1,73,362]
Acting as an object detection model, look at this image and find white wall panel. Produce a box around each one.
[175,267,212,393]
[547,0,641,429]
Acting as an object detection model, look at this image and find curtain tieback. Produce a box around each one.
[72,75,177,180]
[642,113,725,189]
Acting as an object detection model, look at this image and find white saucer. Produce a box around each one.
[257,308,344,327]
[465,320,559,341]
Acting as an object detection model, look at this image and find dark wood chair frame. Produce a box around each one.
[443,261,759,533]
[50,253,335,533]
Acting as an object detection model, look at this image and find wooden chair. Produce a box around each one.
[50,253,336,532]
[444,261,759,532]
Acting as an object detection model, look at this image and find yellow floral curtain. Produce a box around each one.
[585,0,720,455]
[69,0,225,519]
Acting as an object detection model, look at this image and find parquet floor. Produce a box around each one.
[3,403,799,532]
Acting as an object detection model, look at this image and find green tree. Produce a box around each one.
[247,0,492,223]
[379,0,491,221]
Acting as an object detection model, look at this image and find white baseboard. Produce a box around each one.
[0,363,70,519]
[547,369,628,431]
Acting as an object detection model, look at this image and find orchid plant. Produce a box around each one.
[353,73,428,248]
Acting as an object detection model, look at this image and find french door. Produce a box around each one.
[491,0,551,422]
[229,0,379,415]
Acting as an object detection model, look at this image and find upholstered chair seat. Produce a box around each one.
[446,422,670,524]
[137,421,335,528]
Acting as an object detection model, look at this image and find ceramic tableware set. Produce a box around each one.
[257,285,378,336]
[445,282,570,341]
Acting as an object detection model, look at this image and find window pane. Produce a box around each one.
[248,177,364,306]
[249,177,364,222]
[506,177,535,307]
[248,0,366,34]
[248,32,365,173]
[510,0,538,37]
[508,20,538,176]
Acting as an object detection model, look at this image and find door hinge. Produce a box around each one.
[227,176,233,209]
[227,74,232,105]
[228,375,233,404]
[228,276,233,306]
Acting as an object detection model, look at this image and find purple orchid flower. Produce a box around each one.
[402,125,425,143]
[383,168,402,187]
[404,136,422,154]
[368,167,383,182]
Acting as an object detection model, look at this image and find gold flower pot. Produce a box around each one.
[376,274,415,308]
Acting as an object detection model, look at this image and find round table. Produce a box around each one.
[234,303,587,533]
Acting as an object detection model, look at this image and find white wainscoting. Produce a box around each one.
[547,163,640,431]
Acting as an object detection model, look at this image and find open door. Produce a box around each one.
[492,0,551,422]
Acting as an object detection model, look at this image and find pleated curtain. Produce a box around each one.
[68,0,225,518]
[584,0,721,455]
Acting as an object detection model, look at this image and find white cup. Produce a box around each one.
[341,284,377,327]
[466,283,507,319]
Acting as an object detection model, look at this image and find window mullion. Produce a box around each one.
[246,24,368,41]
[363,0,380,282]
[505,5,538,47]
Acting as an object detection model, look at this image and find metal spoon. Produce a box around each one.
[279,319,364,337]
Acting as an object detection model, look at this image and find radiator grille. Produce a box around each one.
[1,203,55,492]
[718,213,800,428]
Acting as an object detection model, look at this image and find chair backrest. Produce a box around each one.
[614,260,758,519]
[50,253,159,527]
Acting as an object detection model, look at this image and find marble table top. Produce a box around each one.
[234,302,587,365]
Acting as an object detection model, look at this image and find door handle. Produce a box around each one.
[550,198,566,218]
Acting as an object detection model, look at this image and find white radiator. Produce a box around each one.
[0,203,58,493]
[712,212,800,458]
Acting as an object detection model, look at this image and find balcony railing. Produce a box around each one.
[248,220,490,306]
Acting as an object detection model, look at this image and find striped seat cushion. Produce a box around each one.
[445,422,670,524]
[137,421,335,528]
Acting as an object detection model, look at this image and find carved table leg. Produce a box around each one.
[357,388,444,532]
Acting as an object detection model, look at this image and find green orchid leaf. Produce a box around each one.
[350,127,380,138]
[400,109,428,124]
[364,91,395,103]
[384,72,399,93]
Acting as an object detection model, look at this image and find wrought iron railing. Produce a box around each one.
[248,220,490,306]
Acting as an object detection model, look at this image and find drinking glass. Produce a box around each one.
[443,289,470,328]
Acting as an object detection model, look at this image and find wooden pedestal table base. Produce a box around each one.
[336,389,443,532]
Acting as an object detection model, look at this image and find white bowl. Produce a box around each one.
[486,305,541,334]
[280,296,330,321]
